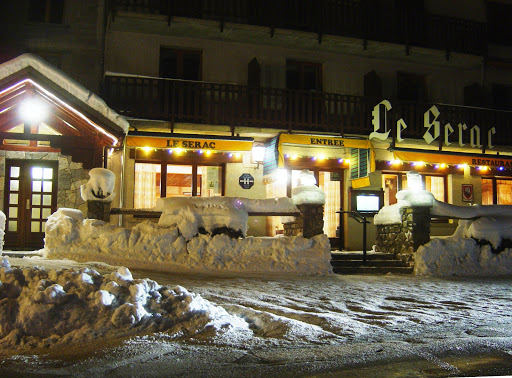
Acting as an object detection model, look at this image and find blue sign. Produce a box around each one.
[239,173,254,189]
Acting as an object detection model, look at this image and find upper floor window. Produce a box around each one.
[28,0,64,24]
[159,48,202,81]
[286,61,322,91]
[397,71,426,102]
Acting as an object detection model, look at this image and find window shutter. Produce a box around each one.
[350,148,370,180]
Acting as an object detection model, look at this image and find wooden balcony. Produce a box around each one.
[110,0,487,56]
[102,74,512,147]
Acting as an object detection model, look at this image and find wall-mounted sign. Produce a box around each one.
[369,100,496,150]
[127,134,253,151]
[239,173,254,189]
[462,184,473,202]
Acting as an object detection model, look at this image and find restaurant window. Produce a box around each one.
[482,178,512,205]
[28,0,64,24]
[159,48,202,80]
[134,162,222,209]
[389,172,445,202]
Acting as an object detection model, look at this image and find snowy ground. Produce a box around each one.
[1,256,512,376]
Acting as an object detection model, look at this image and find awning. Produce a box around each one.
[127,132,253,152]
[393,150,512,168]
[277,133,375,171]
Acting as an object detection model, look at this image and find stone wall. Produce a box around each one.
[374,206,431,265]
[0,151,89,214]
[283,204,324,238]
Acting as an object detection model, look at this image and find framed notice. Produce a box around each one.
[462,184,473,202]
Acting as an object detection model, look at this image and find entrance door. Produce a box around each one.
[4,160,58,250]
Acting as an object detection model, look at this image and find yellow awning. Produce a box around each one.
[277,133,375,172]
[393,150,512,168]
[127,135,253,152]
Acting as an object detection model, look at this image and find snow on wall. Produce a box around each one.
[415,238,512,277]
[0,257,250,352]
[43,208,332,276]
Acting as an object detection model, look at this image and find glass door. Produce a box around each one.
[4,160,58,250]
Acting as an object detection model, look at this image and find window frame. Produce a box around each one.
[134,160,225,204]
[481,176,512,205]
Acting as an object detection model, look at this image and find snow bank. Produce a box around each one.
[415,237,512,276]
[44,209,332,275]
[0,257,250,353]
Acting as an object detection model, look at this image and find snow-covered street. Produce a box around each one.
[1,256,512,376]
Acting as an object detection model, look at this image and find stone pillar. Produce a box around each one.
[410,206,431,250]
[283,204,324,238]
[375,205,431,266]
[86,200,111,222]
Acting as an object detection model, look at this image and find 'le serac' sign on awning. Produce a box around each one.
[126,132,253,152]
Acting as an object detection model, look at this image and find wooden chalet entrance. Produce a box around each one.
[0,54,127,249]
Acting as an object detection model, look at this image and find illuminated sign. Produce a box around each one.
[369,100,496,150]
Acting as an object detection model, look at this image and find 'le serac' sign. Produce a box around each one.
[368,100,496,149]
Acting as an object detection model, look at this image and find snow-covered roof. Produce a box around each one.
[0,54,129,135]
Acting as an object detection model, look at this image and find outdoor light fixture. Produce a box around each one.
[252,144,265,163]
[19,97,48,124]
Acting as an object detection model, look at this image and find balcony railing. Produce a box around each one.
[103,74,512,146]
[110,0,487,56]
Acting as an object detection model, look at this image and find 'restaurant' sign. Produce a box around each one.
[369,100,496,150]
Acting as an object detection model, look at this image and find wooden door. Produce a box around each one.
[4,160,58,250]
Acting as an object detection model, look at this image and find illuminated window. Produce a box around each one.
[424,175,445,201]
[482,178,493,205]
[134,162,222,208]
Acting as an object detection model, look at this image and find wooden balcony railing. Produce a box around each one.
[110,0,487,56]
[103,74,512,146]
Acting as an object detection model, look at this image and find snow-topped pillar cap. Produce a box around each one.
[407,170,423,192]
[292,170,325,205]
[80,168,116,203]
[395,170,435,207]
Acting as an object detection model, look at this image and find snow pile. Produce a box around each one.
[44,209,332,275]
[80,168,116,202]
[0,211,5,253]
[157,197,249,239]
[415,203,512,276]
[154,197,299,239]
[453,217,512,249]
[0,257,250,352]
[415,238,512,276]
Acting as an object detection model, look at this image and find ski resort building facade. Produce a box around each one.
[1,0,512,250]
